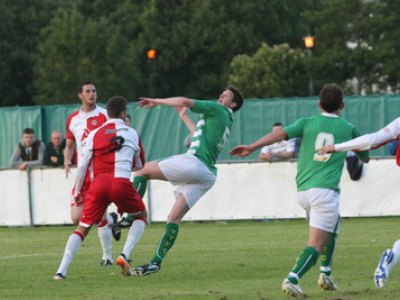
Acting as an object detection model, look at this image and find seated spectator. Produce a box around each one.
[10,128,46,170]
[258,122,296,162]
[44,130,66,167]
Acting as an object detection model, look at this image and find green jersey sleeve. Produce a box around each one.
[284,117,307,139]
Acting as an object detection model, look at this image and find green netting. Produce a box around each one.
[1,95,399,168]
[0,106,42,168]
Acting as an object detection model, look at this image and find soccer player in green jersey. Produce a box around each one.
[115,86,243,276]
[229,83,370,297]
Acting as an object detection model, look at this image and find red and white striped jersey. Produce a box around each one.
[65,105,108,166]
[74,119,145,194]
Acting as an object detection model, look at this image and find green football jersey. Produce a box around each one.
[284,113,369,192]
[188,100,233,174]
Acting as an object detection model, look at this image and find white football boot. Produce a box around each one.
[374,249,396,288]
[318,273,337,291]
[281,278,305,297]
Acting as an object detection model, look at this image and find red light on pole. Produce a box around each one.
[146,49,157,60]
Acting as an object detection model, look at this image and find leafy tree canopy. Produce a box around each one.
[2,0,400,106]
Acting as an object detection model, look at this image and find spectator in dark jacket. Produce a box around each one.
[44,130,66,167]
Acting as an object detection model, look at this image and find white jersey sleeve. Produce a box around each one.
[74,130,95,195]
[335,117,400,152]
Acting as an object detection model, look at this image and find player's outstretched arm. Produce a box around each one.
[229,129,287,157]
[229,145,252,157]
[317,144,336,155]
[318,133,379,155]
[137,98,158,108]
[138,97,194,109]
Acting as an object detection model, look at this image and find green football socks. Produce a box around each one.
[288,246,319,284]
[320,233,336,276]
[151,223,180,265]
[133,175,148,198]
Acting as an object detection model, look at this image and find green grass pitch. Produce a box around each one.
[1,217,399,299]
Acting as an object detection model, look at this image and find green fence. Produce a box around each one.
[1,95,399,169]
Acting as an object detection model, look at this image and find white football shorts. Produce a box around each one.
[297,188,340,234]
[158,153,216,208]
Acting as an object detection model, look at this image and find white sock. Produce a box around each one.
[56,232,84,276]
[98,222,113,261]
[122,219,146,259]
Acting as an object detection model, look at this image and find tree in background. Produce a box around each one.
[3,0,400,106]
[229,43,309,98]
[0,0,68,106]
[369,0,400,93]
[34,4,139,104]
[32,0,311,104]
[303,0,396,95]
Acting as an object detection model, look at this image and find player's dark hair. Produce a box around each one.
[226,85,243,112]
[23,128,34,135]
[319,83,344,113]
[272,122,283,127]
[107,96,128,118]
[78,81,95,93]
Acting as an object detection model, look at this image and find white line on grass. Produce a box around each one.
[0,253,59,260]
